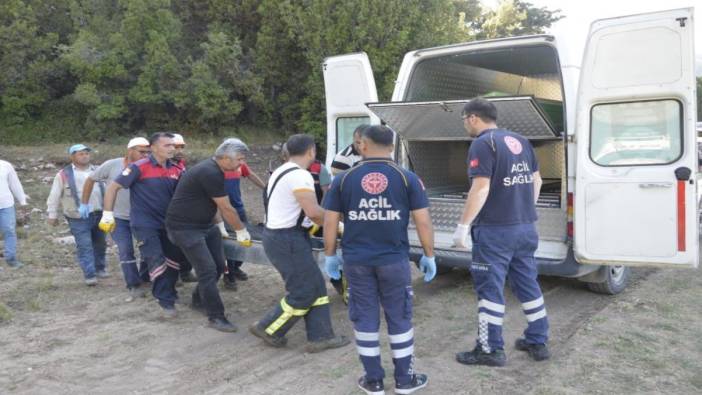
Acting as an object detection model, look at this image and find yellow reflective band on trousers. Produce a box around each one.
[265,296,329,335]
[312,296,330,306]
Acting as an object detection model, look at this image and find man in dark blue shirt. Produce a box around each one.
[323,125,436,395]
[101,132,188,319]
[453,98,550,367]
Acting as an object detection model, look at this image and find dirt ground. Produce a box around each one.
[1,143,701,394]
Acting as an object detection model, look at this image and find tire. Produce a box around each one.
[586,265,630,295]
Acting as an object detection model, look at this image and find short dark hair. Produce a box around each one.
[462,98,497,122]
[149,132,175,146]
[286,134,316,156]
[362,125,394,147]
[353,124,369,137]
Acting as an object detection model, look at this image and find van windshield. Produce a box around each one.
[405,44,563,132]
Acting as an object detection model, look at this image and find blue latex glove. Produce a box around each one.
[324,255,343,280]
[419,255,436,283]
[78,203,91,219]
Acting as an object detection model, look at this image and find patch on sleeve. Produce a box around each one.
[470,159,479,168]
[121,167,132,176]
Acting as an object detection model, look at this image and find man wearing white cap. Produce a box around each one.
[169,132,197,283]
[81,137,151,300]
[47,144,107,285]
[173,133,187,167]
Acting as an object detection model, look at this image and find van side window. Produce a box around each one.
[590,100,682,166]
[336,116,370,153]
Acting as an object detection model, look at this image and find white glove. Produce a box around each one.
[453,223,470,248]
[235,227,251,247]
[216,221,229,238]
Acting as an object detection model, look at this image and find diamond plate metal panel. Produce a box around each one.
[369,97,558,141]
[410,198,567,241]
[406,141,469,189]
[533,141,565,180]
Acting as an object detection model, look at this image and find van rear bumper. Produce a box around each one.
[408,246,600,278]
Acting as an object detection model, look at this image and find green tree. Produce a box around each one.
[474,0,562,40]
[0,0,59,123]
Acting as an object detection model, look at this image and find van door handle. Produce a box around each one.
[638,182,673,189]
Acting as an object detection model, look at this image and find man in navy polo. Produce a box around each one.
[323,125,436,395]
[453,98,550,367]
[100,132,187,319]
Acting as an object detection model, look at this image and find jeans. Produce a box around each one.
[112,218,141,289]
[0,206,18,262]
[132,226,186,309]
[66,212,107,279]
[345,261,415,385]
[168,226,226,319]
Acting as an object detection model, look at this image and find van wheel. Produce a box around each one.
[586,266,630,295]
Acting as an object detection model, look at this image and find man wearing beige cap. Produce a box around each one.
[81,137,151,299]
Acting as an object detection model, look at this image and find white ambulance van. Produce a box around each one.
[321,8,699,294]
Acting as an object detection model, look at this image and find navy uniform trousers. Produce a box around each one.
[256,227,335,341]
[470,223,549,352]
[345,260,415,386]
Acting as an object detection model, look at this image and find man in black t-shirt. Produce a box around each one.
[166,138,252,333]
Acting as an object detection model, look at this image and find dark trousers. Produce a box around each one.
[224,218,247,280]
[345,261,414,385]
[470,223,549,351]
[112,218,141,289]
[132,226,185,309]
[168,226,226,319]
[257,227,334,342]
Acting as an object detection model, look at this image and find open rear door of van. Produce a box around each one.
[574,8,698,268]
[322,53,379,165]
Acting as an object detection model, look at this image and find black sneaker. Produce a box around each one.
[304,335,351,353]
[232,267,248,281]
[456,346,506,367]
[208,317,238,333]
[222,276,238,291]
[358,376,385,395]
[395,374,428,394]
[249,321,287,348]
[515,338,551,361]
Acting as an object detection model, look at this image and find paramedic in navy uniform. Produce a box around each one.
[453,98,550,367]
[323,125,437,395]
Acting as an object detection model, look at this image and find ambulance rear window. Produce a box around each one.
[590,100,682,166]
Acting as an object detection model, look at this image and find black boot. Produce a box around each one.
[456,346,506,367]
[358,376,385,395]
[395,373,428,394]
[515,337,550,361]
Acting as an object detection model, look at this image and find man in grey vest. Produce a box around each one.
[47,144,107,286]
